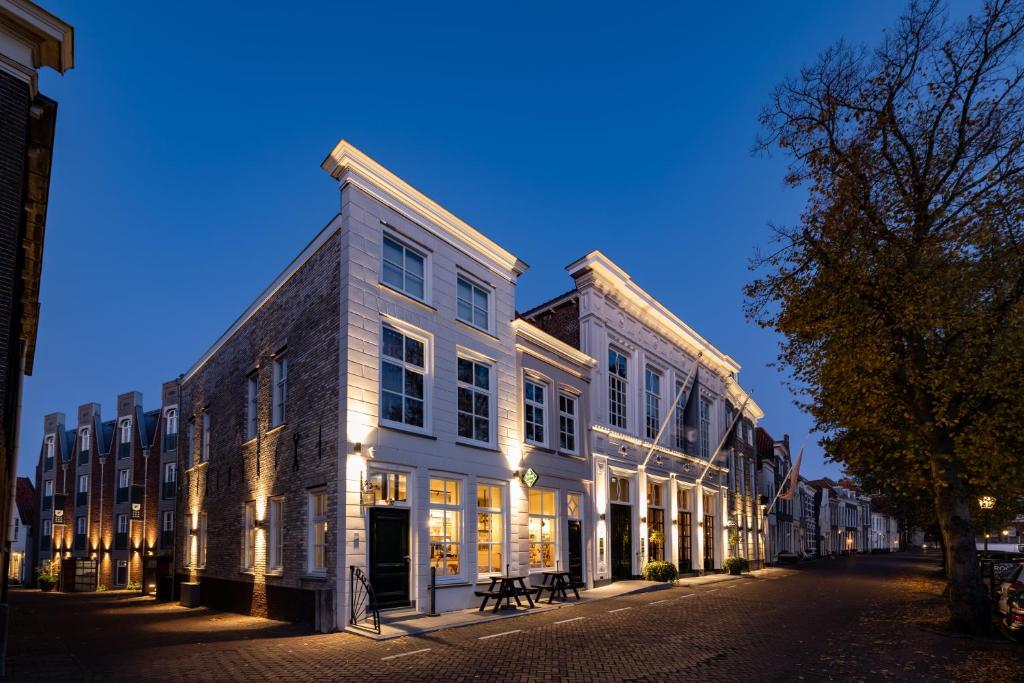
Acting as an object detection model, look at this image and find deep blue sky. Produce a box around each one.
[19,1,931,480]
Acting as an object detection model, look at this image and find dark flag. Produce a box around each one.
[682,365,701,455]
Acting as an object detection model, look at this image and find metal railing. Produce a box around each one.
[349,566,380,634]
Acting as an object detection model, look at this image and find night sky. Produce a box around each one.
[21,1,959,480]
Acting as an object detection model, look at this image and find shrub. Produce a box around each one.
[97,584,108,592]
[642,560,679,582]
[126,580,141,591]
[724,557,750,574]
[35,562,59,591]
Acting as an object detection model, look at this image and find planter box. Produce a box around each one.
[179,581,201,608]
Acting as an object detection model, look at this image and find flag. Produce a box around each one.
[682,365,701,455]
[778,448,803,500]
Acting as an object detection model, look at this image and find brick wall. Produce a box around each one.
[179,231,340,623]
[522,296,580,349]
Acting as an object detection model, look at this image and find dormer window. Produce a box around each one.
[44,434,55,471]
[78,427,90,465]
[164,408,178,452]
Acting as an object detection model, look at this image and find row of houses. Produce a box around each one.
[24,140,900,630]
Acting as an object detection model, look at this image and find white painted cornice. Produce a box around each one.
[322,139,528,278]
[0,0,73,73]
[511,318,597,371]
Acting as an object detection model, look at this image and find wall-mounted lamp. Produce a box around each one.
[599,513,606,521]
[253,518,268,530]
[189,527,198,536]
[672,519,678,525]
[640,516,647,524]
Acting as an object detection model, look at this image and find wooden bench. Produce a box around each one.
[474,590,503,611]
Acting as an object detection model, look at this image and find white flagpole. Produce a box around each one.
[763,439,808,517]
[640,352,702,469]
[696,390,753,485]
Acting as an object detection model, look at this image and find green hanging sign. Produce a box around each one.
[521,467,539,488]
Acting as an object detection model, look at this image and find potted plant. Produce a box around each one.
[724,556,749,576]
[36,563,59,592]
[642,560,679,583]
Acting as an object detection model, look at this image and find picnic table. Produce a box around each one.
[532,570,581,604]
[475,575,535,612]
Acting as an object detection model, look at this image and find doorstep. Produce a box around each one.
[344,579,669,640]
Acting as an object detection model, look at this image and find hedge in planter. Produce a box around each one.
[642,560,678,582]
[724,557,749,575]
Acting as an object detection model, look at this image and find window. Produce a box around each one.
[198,512,208,568]
[609,476,630,503]
[272,355,288,427]
[608,347,628,429]
[43,479,53,510]
[567,492,581,519]
[75,516,87,551]
[115,513,129,550]
[268,498,284,572]
[164,408,178,451]
[186,419,195,469]
[116,469,129,503]
[308,490,328,574]
[78,427,90,464]
[245,373,259,440]
[673,380,687,450]
[678,488,692,572]
[380,325,426,429]
[201,411,210,462]
[645,367,661,440]
[381,234,425,300]
[457,357,490,443]
[523,378,546,446]
[241,501,256,571]
[476,483,503,576]
[163,462,176,499]
[368,471,408,504]
[428,478,462,578]
[44,434,55,470]
[161,510,174,549]
[528,489,557,569]
[115,560,128,586]
[77,474,88,507]
[119,418,132,458]
[456,276,489,330]
[41,519,52,545]
[699,398,711,459]
[558,393,577,454]
[647,482,665,561]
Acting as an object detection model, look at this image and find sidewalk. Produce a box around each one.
[675,565,790,587]
[345,579,670,640]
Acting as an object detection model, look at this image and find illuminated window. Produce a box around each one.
[476,483,504,577]
[608,347,628,429]
[609,476,630,503]
[369,471,407,504]
[268,498,284,572]
[429,478,462,578]
[558,394,577,454]
[528,489,557,570]
[241,501,256,572]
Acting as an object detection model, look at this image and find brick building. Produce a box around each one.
[0,0,73,670]
[33,383,179,589]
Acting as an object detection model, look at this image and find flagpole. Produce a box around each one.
[695,389,753,485]
[640,352,702,469]
[763,437,808,517]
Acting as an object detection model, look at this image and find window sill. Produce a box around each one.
[524,443,554,455]
[379,423,436,440]
[379,282,437,312]
[265,570,284,578]
[242,436,258,446]
[300,573,329,582]
[239,570,255,576]
[427,579,470,589]
[455,439,500,453]
[455,318,499,341]
[558,450,585,461]
[267,423,288,436]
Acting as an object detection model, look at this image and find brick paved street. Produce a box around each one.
[8,554,1021,682]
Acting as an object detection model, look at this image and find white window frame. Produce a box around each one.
[79,427,90,453]
[164,408,178,436]
[456,275,490,331]
[272,354,288,427]
[119,418,132,445]
[645,366,662,440]
[241,500,256,572]
[608,347,628,429]
[428,477,464,581]
[164,461,176,486]
[246,372,259,440]
[528,488,558,571]
[45,434,55,462]
[118,468,129,490]
[78,473,88,494]
[268,497,284,573]
[75,515,87,536]
[476,481,505,578]
[673,379,687,450]
[198,511,208,568]
[163,510,174,533]
[523,377,547,447]
[699,397,712,459]
[456,355,492,445]
[308,489,328,575]
[201,411,210,462]
[116,513,129,535]
[558,392,578,455]
[381,233,428,302]
[379,323,429,433]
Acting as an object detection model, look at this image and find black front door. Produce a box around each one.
[369,507,410,608]
[567,519,583,584]
[703,514,715,571]
[610,504,633,580]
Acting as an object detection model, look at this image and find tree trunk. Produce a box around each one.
[930,462,989,634]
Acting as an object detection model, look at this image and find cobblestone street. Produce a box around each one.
[8,554,1021,682]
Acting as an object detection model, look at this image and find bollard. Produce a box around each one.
[429,565,438,616]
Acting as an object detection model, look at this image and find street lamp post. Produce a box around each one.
[979,495,996,554]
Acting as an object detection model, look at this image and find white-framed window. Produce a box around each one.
[381,233,426,301]
[241,500,256,572]
[118,468,129,489]
[116,513,129,534]
[76,515,87,536]
[272,354,288,427]
[44,434,55,467]
[308,489,328,574]
[120,418,132,444]
[699,398,711,459]
[476,482,504,577]
[198,511,208,567]
[43,479,53,508]
[165,408,177,436]
[201,411,210,462]
[524,378,546,446]
[268,497,284,572]
[42,519,52,539]
[558,393,578,454]
[380,324,427,430]
[673,379,687,450]
[428,477,463,579]
[164,461,176,485]
[163,510,174,532]
[457,357,491,443]
[608,347,628,429]
[609,475,630,503]
[368,470,408,505]
[645,367,661,440]
[528,488,558,570]
[79,427,90,453]
[456,276,489,331]
[78,474,88,494]
[246,373,259,440]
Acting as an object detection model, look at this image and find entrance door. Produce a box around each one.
[567,519,583,584]
[610,504,633,580]
[368,507,410,609]
[678,511,692,573]
[703,514,715,570]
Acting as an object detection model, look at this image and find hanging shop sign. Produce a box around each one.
[521,467,539,488]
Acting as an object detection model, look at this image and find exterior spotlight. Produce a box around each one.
[640,516,647,524]
[599,513,606,521]
[253,518,268,530]
[188,527,198,536]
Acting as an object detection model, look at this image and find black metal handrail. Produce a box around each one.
[349,566,380,634]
